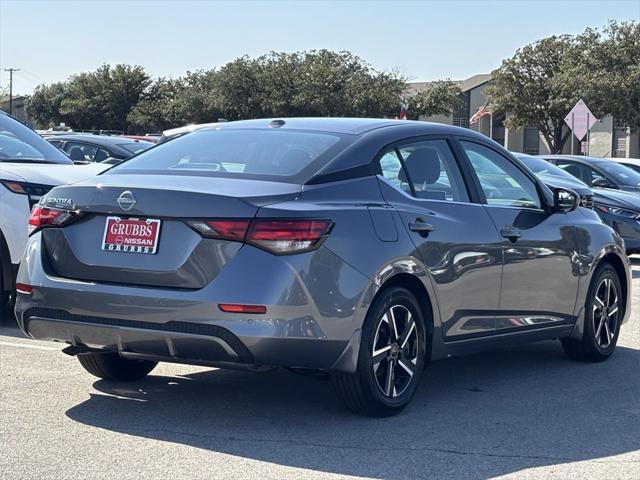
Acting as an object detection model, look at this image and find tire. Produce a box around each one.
[332,287,429,417]
[561,263,623,362]
[0,263,9,311]
[77,352,157,381]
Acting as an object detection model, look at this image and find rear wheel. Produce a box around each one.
[561,263,622,362]
[77,352,157,381]
[332,287,428,417]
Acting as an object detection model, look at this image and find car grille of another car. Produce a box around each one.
[580,195,594,208]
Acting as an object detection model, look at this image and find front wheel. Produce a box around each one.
[561,263,623,362]
[77,352,157,381]
[332,287,428,417]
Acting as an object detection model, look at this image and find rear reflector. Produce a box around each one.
[219,304,267,314]
[15,283,33,294]
[28,205,74,235]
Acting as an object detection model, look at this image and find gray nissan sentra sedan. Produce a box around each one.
[14,118,631,416]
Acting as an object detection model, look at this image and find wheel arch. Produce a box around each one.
[377,272,435,336]
[598,252,629,319]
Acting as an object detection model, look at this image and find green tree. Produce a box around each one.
[127,78,185,133]
[486,35,578,153]
[59,64,150,131]
[407,80,462,119]
[25,82,69,128]
[562,20,640,131]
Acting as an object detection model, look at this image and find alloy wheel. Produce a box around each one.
[592,277,619,349]
[371,304,419,398]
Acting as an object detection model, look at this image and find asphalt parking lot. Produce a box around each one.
[1,260,638,480]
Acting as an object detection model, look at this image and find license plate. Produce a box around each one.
[101,216,161,254]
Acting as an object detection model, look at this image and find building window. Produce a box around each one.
[453,117,470,128]
[612,120,628,158]
[523,127,539,155]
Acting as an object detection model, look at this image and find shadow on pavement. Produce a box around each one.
[65,340,640,479]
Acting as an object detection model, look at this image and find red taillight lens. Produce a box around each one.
[28,206,73,235]
[186,219,250,240]
[186,218,333,254]
[15,283,33,294]
[246,219,333,254]
[219,303,267,314]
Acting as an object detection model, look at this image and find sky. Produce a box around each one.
[1,0,638,95]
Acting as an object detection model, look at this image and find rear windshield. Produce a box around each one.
[117,142,154,154]
[597,161,640,187]
[0,114,72,164]
[518,155,587,184]
[109,128,351,182]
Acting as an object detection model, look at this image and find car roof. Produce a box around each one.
[210,117,473,136]
[541,154,611,165]
[46,134,148,147]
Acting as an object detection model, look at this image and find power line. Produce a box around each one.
[3,68,20,115]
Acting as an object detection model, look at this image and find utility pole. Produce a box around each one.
[3,68,20,115]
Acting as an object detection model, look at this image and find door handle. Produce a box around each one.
[500,226,522,242]
[409,218,435,237]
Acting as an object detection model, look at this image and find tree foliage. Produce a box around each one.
[25,51,411,132]
[487,20,639,153]
[406,80,462,119]
[561,20,640,131]
[486,35,577,153]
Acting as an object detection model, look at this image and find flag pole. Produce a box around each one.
[571,113,575,154]
[489,110,493,140]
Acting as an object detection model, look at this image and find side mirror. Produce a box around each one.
[553,187,580,213]
[592,178,617,189]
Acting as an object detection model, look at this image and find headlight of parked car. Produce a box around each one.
[594,204,640,219]
[1,180,55,207]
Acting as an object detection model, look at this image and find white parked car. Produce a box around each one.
[0,112,108,306]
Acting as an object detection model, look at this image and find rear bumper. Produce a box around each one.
[20,307,350,370]
[14,233,371,373]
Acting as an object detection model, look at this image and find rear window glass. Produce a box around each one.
[110,128,349,182]
[117,142,153,154]
[0,114,72,164]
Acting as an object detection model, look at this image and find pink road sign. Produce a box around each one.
[564,100,597,141]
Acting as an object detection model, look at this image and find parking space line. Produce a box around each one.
[0,341,59,351]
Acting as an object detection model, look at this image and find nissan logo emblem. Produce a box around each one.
[117,191,136,211]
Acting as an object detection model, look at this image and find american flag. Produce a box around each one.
[470,104,491,124]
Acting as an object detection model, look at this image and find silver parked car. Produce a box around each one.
[15,119,631,416]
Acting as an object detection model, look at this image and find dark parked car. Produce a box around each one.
[540,155,640,254]
[543,155,640,193]
[45,134,153,163]
[514,153,594,207]
[16,119,631,416]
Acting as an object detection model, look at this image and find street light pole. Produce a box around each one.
[3,68,20,115]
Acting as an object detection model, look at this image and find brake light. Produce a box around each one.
[186,218,333,254]
[219,304,267,314]
[186,219,250,240]
[28,206,74,235]
[15,283,33,295]
[246,219,333,254]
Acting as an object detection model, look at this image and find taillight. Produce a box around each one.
[28,205,74,235]
[186,219,250,240]
[246,219,333,254]
[15,283,33,295]
[186,218,333,254]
